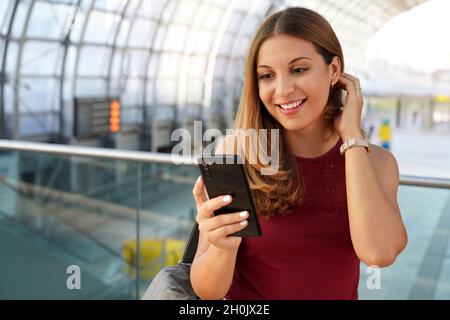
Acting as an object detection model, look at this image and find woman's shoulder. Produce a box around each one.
[368,143,399,179]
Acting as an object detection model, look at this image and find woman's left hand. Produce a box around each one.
[333,73,365,140]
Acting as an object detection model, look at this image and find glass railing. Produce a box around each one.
[0,139,449,300]
[359,184,450,300]
[0,144,199,299]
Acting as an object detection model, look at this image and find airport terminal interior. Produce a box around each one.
[0,0,449,299]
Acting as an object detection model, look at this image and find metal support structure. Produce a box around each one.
[59,1,81,142]
[0,0,20,139]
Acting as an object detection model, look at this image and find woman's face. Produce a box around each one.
[256,34,339,132]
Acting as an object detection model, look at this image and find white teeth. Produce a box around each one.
[279,99,305,110]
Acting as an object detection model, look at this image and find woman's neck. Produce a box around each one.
[284,122,340,158]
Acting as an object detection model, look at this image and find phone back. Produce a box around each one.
[198,154,262,237]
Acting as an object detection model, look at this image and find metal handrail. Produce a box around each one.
[1,139,450,189]
[399,175,450,190]
[0,139,196,165]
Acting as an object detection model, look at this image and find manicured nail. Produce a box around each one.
[240,220,248,226]
[197,176,201,183]
[223,195,232,203]
[240,211,249,217]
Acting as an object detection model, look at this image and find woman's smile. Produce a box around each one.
[277,99,307,116]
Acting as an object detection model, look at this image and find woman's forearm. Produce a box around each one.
[190,245,239,300]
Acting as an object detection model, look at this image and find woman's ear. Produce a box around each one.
[329,56,341,86]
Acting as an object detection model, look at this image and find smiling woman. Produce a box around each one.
[256,34,339,132]
[190,7,408,301]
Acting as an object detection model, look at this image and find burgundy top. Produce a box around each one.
[226,138,360,300]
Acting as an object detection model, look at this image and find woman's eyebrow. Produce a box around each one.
[257,56,312,69]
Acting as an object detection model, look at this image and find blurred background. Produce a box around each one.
[0,0,449,300]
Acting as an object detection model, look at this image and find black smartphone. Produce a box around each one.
[197,154,262,237]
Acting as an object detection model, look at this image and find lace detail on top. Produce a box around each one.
[294,138,347,214]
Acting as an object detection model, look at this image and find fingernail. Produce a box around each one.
[240,220,248,226]
[240,211,248,217]
[223,195,232,203]
[197,176,201,183]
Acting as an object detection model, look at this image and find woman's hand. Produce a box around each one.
[192,176,249,252]
[333,73,365,140]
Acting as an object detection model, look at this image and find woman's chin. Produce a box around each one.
[279,121,307,132]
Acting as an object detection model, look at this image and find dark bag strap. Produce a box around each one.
[180,222,199,265]
[180,145,214,265]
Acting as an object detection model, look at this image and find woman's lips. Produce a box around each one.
[277,99,306,116]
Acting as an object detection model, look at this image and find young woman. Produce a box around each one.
[190,7,407,300]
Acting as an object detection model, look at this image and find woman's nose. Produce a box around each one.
[275,78,295,97]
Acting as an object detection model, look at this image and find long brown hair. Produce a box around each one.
[234,7,345,219]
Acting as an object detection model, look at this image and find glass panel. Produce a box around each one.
[219,33,234,55]
[147,54,159,79]
[5,41,19,74]
[213,57,228,78]
[189,56,207,78]
[3,81,14,115]
[78,46,110,77]
[127,49,150,78]
[144,80,154,104]
[359,185,450,299]
[0,151,139,299]
[234,36,251,56]
[172,0,199,25]
[83,10,119,45]
[115,17,130,47]
[19,77,58,113]
[122,78,143,108]
[128,19,157,49]
[64,45,77,79]
[19,113,58,136]
[69,0,90,44]
[0,1,11,34]
[186,80,203,105]
[75,78,107,97]
[152,25,166,51]
[241,15,260,36]
[227,12,244,34]
[157,53,180,78]
[163,25,188,51]
[11,0,30,38]
[161,0,176,23]
[191,29,213,54]
[93,0,127,12]
[155,79,177,105]
[121,106,141,125]
[212,79,225,102]
[110,49,123,79]
[108,77,121,97]
[137,161,198,293]
[21,41,61,76]
[155,105,175,120]
[26,1,75,39]
[203,7,222,29]
[139,0,167,19]
[0,39,4,67]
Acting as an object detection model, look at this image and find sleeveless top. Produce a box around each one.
[225,138,360,300]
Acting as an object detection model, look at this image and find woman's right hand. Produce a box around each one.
[193,175,249,252]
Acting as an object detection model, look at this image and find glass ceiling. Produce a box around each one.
[0,0,430,143]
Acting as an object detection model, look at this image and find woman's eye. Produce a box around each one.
[292,67,308,74]
[259,73,273,80]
